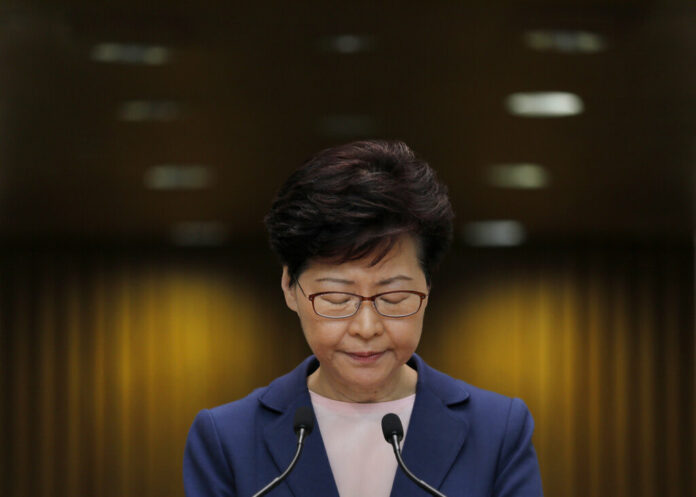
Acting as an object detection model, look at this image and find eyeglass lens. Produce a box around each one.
[313,292,421,318]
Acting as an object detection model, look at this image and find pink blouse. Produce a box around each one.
[309,390,416,497]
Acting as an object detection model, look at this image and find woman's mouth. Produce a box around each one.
[345,351,385,363]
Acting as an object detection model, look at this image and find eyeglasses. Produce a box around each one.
[296,280,428,319]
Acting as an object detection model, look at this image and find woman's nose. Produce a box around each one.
[347,301,384,338]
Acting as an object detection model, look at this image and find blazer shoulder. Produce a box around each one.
[455,379,532,425]
[417,355,518,417]
[201,356,316,437]
[446,377,536,467]
[462,381,516,408]
[205,385,269,435]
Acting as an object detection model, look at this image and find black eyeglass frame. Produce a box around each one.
[295,280,428,319]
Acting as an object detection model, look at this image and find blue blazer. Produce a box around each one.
[183,354,543,497]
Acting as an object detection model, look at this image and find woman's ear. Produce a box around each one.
[281,266,299,312]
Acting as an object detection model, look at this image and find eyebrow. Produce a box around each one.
[314,275,414,286]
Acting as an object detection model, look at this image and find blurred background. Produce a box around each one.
[0,1,694,496]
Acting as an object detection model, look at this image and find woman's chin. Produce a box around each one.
[337,368,400,398]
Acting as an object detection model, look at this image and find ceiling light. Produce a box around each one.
[485,163,550,189]
[91,43,170,65]
[462,220,526,247]
[118,101,181,122]
[505,92,583,117]
[318,34,374,54]
[144,165,213,190]
[171,222,227,246]
[524,30,606,53]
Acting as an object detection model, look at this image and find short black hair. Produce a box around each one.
[264,139,454,284]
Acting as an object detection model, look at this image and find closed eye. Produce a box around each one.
[320,294,353,305]
[379,295,408,305]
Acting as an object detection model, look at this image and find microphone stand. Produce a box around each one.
[387,433,448,497]
[251,426,309,497]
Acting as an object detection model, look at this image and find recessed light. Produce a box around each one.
[144,165,213,190]
[91,43,170,65]
[118,101,181,122]
[485,163,550,189]
[318,34,374,54]
[505,92,583,117]
[171,222,227,246]
[524,30,606,53]
[462,220,526,247]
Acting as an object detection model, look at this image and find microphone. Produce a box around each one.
[251,406,314,497]
[381,413,448,497]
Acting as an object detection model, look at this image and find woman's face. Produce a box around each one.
[281,234,429,402]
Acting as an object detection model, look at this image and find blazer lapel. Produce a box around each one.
[261,358,339,497]
[390,356,470,497]
[263,394,339,497]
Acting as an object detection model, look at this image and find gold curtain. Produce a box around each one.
[423,247,694,497]
[0,250,309,497]
[1,246,693,496]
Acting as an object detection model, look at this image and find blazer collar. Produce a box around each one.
[391,354,471,496]
[258,354,471,497]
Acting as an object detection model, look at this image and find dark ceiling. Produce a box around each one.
[0,1,694,246]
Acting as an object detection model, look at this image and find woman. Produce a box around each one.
[183,140,543,497]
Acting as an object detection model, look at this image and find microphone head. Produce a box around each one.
[293,406,314,436]
[381,413,404,443]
